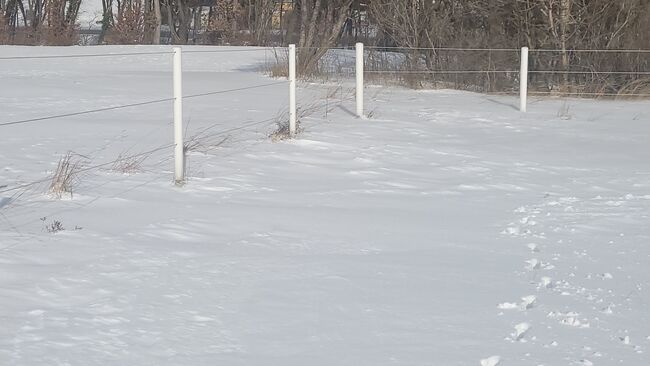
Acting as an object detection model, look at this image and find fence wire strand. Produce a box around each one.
[364,46,520,52]
[365,70,519,74]
[0,80,288,127]
[361,46,650,53]
[0,97,175,127]
[489,91,650,97]
[0,51,173,60]
[183,48,282,54]
[529,49,650,53]
[529,70,650,75]
[365,70,649,75]
[528,91,650,97]
[183,80,289,100]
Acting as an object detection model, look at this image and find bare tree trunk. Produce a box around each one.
[251,0,274,46]
[279,0,284,44]
[559,0,571,85]
[97,0,112,43]
[302,0,320,48]
[152,0,160,44]
[293,0,352,75]
[164,0,190,44]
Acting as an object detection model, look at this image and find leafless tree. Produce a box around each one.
[0,0,81,44]
[245,0,274,45]
[367,0,649,93]
[289,0,353,75]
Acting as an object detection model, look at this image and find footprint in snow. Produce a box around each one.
[601,305,614,314]
[0,197,11,208]
[511,322,531,342]
[527,243,539,252]
[497,296,536,311]
[526,258,541,270]
[597,273,613,280]
[539,276,553,289]
[480,355,500,366]
[520,295,536,310]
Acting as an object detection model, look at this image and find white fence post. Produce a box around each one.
[173,47,184,185]
[356,42,364,118]
[520,46,529,113]
[289,44,297,137]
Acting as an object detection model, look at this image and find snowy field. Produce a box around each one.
[1,46,649,366]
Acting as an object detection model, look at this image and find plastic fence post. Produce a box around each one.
[173,47,184,185]
[520,47,529,113]
[289,44,297,137]
[356,42,364,118]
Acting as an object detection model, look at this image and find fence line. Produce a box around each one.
[0,91,351,200]
[0,46,296,189]
[0,51,174,60]
[528,91,650,97]
[365,70,520,74]
[0,111,291,197]
[296,46,349,50]
[0,97,175,127]
[0,48,289,61]
[183,48,283,54]
[529,49,650,53]
[364,70,649,75]
[0,94,352,242]
[2,43,648,203]
[489,91,650,97]
[528,70,650,75]
[362,46,650,54]
[294,43,650,118]
[348,44,650,116]
[365,46,520,52]
[0,44,354,238]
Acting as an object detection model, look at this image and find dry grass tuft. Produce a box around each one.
[111,152,149,174]
[264,48,289,78]
[617,79,650,99]
[185,135,230,155]
[49,152,86,199]
[269,110,300,142]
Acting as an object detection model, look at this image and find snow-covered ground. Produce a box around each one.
[1,45,649,366]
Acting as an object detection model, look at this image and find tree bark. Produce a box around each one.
[152,0,161,44]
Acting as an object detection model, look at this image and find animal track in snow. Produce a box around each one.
[526,258,541,270]
[497,302,518,310]
[527,243,539,252]
[510,322,531,342]
[497,295,536,311]
[520,295,536,310]
[597,273,614,280]
[539,276,553,289]
[547,311,590,328]
[480,355,501,366]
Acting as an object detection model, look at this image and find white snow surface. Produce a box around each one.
[1,45,650,365]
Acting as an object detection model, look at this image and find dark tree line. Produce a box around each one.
[366,0,650,94]
[5,0,647,51]
[0,0,83,44]
[2,0,648,93]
